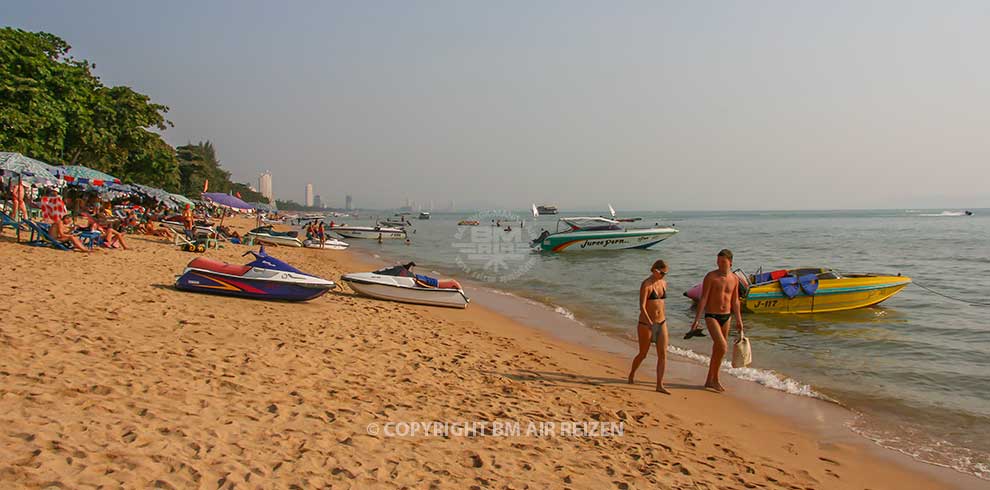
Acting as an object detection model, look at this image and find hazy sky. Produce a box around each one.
[5,1,988,210]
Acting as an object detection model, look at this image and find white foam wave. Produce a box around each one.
[553,305,576,321]
[666,345,833,402]
[919,211,966,217]
[847,412,990,481]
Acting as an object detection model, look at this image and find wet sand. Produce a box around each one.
[0,217,970,488]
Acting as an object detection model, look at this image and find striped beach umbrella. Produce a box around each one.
[0,152,59,183]
[53,165,122,186]
[169,193,196,208]
[129,183,181,209]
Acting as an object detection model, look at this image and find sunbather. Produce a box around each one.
[52,215,93,253]
[80,210,129,249]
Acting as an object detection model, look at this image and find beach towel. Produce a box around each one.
[40,195,67,222]
[732,333,752,368]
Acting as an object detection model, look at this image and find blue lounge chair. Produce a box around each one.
[23,220,72,251]
[1,210,26,233]
[75,230,104,250]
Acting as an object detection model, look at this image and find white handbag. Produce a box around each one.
[732,333,752,368]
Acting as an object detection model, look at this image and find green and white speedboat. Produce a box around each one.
[531,217,678,252]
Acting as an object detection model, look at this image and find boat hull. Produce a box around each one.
[538,228,678,252]
[245,233,303,247]
[742,276,911,313]
[303,238,349,250]
[343,276,469,308]
[175,270,333,301]
[332,227,407,239]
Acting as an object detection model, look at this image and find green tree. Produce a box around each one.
[0,28,178,187]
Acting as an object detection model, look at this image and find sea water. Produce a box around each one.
[333,209,990,481]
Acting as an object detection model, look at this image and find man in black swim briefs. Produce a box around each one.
[688,249,745,392]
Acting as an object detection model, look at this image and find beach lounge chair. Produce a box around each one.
[75,230,104,250]
[174,232,208,253]
[1,210,27,233]
[23,220,72,251]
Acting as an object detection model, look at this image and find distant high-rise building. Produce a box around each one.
[259,172,273,202]
[314,194,322,209]
[305,183,314,207]
[345,195,353,210]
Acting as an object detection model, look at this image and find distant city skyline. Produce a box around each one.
[5,1,990,210]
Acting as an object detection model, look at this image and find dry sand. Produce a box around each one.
[0,217,961,489]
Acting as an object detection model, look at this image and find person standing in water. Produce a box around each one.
[317,221,326,249]
[687,249,745,392]
[628,259,671,394]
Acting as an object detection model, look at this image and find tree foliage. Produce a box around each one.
[0,28,178,188]
[275,199,320,211]
[0,28,264,200]
[176,141,267,203]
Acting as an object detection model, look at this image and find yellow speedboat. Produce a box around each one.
[685,268,912,314]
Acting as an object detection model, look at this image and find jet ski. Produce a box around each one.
[303,237,350,250]
[175,246,336,301]
[341,262,469,308]
[245,226,303,247]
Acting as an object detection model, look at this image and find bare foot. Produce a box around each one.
[704,383,725,392]
[656,385,671,395]
[627,375,635,385]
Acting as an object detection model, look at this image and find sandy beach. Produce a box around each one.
[0,218,968,489]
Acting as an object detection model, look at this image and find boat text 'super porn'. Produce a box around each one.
[531,217,678,252]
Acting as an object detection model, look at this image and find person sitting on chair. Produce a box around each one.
[52,215,93,253]
[81,208,129,249]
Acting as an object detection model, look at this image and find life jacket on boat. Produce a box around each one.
[798,274,819,296]
[779,276,800,299]
[414,274,462,290]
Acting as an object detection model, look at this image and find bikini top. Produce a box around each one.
[648,287,667,300]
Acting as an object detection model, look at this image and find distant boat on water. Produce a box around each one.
[918,210,973,217]
[535,204,558,215]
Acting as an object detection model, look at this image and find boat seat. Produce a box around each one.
[187,257,250,276]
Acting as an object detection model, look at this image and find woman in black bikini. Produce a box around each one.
[628,259,671,394]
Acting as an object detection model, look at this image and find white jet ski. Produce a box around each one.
[303,237,350,250]
[342,262,469,308]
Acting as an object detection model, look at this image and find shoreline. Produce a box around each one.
[0,219,979,488]
[348,243,986,489]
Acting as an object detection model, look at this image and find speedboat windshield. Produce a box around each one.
[374,264,415,277]
[561,217,621,231]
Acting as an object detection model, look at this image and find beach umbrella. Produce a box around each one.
[129,183,180,209]
[0,152,59,184]
[97,182,137,201]
[202,192,254,211]
[52,165,122,186]
[169,193,195,208]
